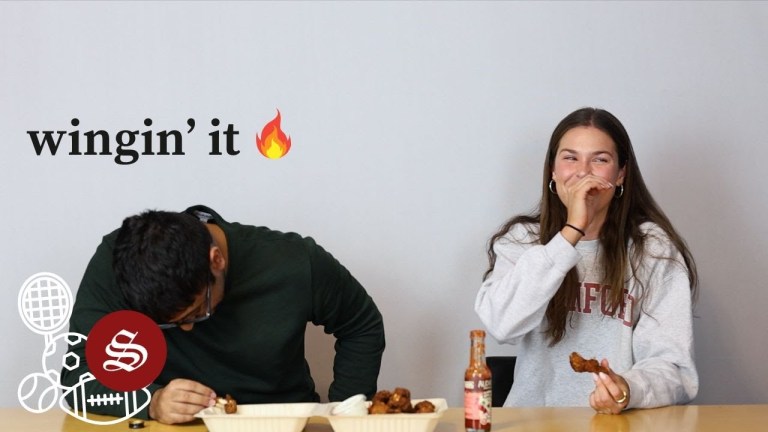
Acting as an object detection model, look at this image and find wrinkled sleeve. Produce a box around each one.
[623,231,698,408]
[306,239,385,401]
[475,227,581,344]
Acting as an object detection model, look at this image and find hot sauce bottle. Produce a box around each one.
[464,329,492,432]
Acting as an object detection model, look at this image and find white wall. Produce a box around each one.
[2,1,767,408]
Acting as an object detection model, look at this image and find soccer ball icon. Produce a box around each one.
[42,332,88,390]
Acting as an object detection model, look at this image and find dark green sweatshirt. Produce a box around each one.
[61,205,385,419]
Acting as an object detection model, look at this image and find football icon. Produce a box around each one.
[60,372,151,425]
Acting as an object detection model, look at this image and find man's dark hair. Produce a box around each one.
[113,210,215,322]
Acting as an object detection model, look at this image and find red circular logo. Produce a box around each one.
[85,310,167,392]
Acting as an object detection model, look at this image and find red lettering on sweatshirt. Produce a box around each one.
[582,283,600,313]
[569,282,634,327]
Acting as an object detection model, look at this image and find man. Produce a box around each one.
[61,205,385,424]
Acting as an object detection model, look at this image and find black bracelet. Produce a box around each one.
[565,223,586,237]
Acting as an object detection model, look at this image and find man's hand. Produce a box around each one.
[149,378,216,424]
[588,359,630,415]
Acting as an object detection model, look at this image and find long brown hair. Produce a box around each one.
[484,107,698,344]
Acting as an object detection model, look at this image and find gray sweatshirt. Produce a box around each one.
[474,222,698,409]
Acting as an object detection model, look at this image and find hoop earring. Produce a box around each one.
[549,179,557,194]
[615,184,624,199]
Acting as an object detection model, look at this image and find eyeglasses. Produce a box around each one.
[158,285,212,329]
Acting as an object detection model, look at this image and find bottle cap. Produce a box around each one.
[128,419,145,429]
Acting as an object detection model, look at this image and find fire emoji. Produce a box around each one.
[256,110,291,159]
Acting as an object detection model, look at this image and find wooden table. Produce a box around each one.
[3,405,768,432]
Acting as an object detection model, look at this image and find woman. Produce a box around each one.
[475,107,698,414]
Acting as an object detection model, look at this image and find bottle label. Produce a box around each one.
[464,379,492,425]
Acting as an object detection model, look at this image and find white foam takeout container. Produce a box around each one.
[195,402,320,432]
[195,397,447,432]
[326,398,448,432]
